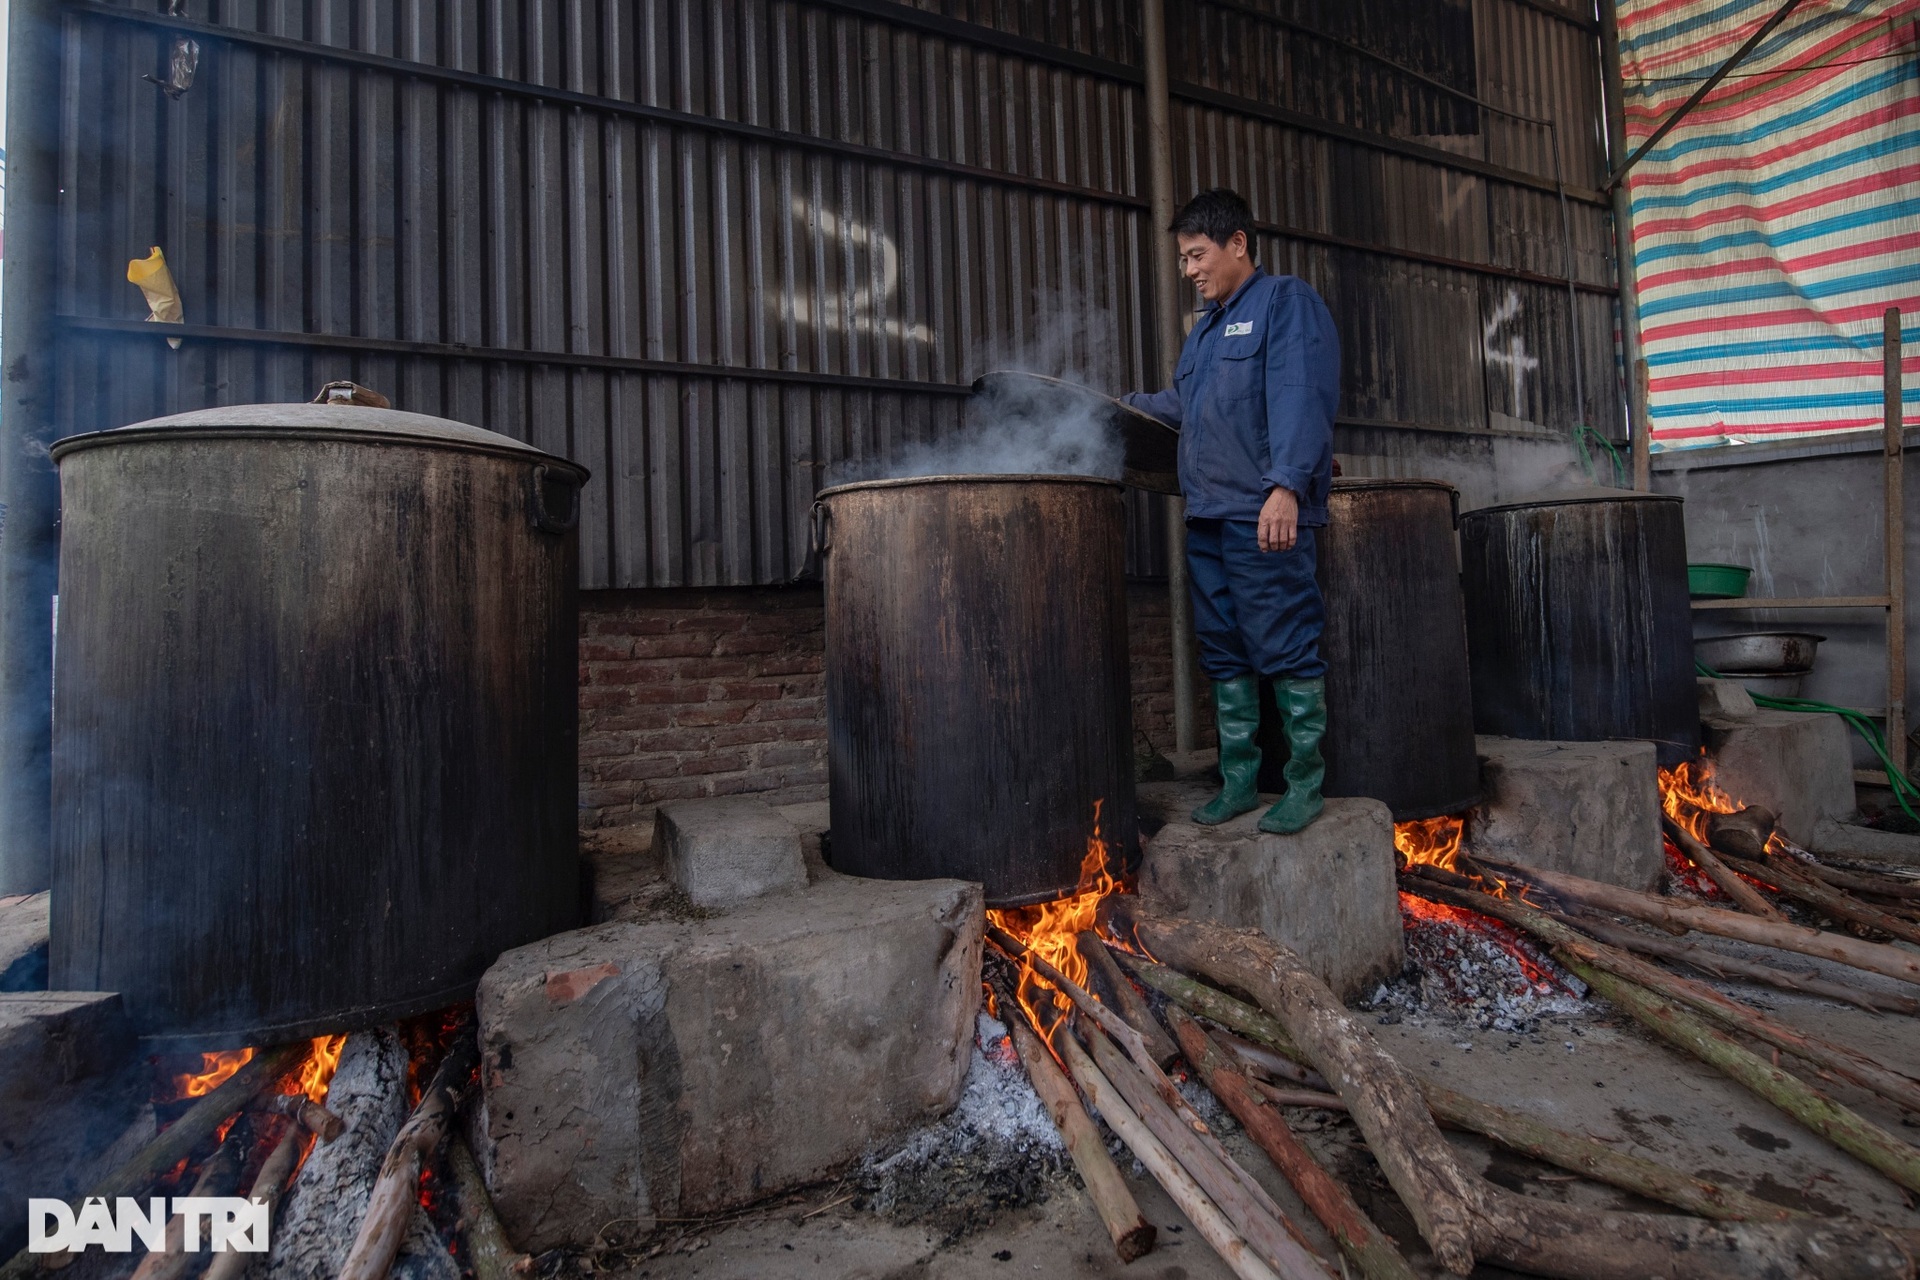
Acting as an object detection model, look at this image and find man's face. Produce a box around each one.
[1177,230,1252,303]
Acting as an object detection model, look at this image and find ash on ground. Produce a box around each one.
[856,1012,1071,1243]
[1366,895,1589,1034]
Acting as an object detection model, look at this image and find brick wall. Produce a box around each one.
[577,581,1212,848]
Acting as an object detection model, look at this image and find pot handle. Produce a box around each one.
[531,465,581,535]
[808,501,832,557]
[1449,486,1461,529]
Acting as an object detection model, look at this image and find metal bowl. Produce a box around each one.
[1694,631,1824,675]
[1722,672,1807,700]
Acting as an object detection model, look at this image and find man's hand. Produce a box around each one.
[1258,487,1299,552]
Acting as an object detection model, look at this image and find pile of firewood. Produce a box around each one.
[985,870,1920,1279]
[0,1015,522,1280]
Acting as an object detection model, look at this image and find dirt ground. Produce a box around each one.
[604,930,1920,1280]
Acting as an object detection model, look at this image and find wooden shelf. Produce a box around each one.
[1692,595,1892,610]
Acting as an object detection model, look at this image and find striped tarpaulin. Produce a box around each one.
[1619,0,1920,449]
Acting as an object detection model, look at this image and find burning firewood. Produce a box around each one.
[337,1024,480,1280]
[446,1133,531,1280]
[1475,857,1920,987]
[1561,911,1920,1016]
[1406,875,1920,1118]
[1075,931,1180,1069]
[250,1094,346,1143]
[1167,1007,1416,1280]
[266,1029,454,1280]
[986,976,1154,1263]
[1663,817,1785,920]
[203,1107,323,1280]
[129,1117,253,1280]
[1049,1023,1298,1280]
[1108,901,1918,1279]
[1131,951,1805,1224]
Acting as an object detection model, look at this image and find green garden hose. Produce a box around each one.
[1696,660,1920,826]
[1573,425,1628,488]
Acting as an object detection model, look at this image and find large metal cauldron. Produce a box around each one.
[50,402,588,1046]
[1459,487,1698,764]
[816,475,1137,906]
[1257,479,1480,819]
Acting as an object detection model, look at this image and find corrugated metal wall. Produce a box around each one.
[50,0,1616,586]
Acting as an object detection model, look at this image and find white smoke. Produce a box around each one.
[829,295,1131,484]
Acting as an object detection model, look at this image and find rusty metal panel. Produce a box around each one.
[50,0,1618,588]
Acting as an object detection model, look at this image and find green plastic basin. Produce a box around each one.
[1688,563,1752,599]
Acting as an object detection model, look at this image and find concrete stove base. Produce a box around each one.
[1135,790,1403,1000]
[1468,737,1664,891]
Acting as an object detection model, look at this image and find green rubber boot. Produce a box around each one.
[1192,676,1263,825]
[1259,677,1327,834]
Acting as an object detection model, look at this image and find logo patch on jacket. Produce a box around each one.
[1223,321,1253,337]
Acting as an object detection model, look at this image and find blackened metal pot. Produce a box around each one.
[1459,487,1698,764]
[816,475,1137,905]
[50,401,588,1047]
[1257,478,1480,819]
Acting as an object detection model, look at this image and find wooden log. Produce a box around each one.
[1562,955,1920,1195]
[1107,903,1918,1278]
[0,1045,306,1280]
[446,1133,532,1280]
[267,1028,452,1280]
[1473,856,1920,987]
[1078,932,1180,1069]
[1560,911,1920,1016]
[991,977,1155,1262]
[1664,817,1785,920]
[1051,1021,1293,1280]
[1250,1082,1349,1110]
[337,1027,481,1280]
[1168,1007,1416,1280]
[205,1121,306,1280]
[1132,940,1806,1224]
[1081,1020,1331,1278]
[1794,861,1920,900]
[1102,907,1482,1274]
[130,1117,252,1280]
[250,1094,346,1143]
[1724,850,1920,947]
[1213,1029,1332,1091]
[1407,877,1920,1116]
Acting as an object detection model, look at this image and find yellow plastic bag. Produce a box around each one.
[127,246,184,348]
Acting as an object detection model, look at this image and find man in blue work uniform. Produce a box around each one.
[1123,188,1340,834]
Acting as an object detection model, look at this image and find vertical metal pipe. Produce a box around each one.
[1599,1,1649,449]
[1140,0,1195,754]
[1885,307,1907,780]
[1631,359,1652,492]
[0,0,66,892]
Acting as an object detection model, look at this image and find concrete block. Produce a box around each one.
[0,894,49,991]
[654,797,807,908]
[1138,798,1402,1000]
[474,873,982,1251]
[1703,709,1854,845]
[0,993,142,1244]
[1468,738,1664,891]
[1698,677,1756,721]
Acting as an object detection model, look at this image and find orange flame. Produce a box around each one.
[1659,759,1740,843]
[1393,815,1466,873]
[985,800,1122,1046]
[285,1035,348,1104]
[169,1049,255,1101]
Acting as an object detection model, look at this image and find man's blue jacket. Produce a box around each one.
[1123,268,1340,527]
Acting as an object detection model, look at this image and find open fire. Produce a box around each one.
[984,801,1123,1043]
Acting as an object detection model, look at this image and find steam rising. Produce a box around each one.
[827,298,1129,485]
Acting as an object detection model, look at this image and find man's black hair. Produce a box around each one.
[1169,188,1254,247]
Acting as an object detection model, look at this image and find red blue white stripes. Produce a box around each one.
[1618,0,1920,447]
